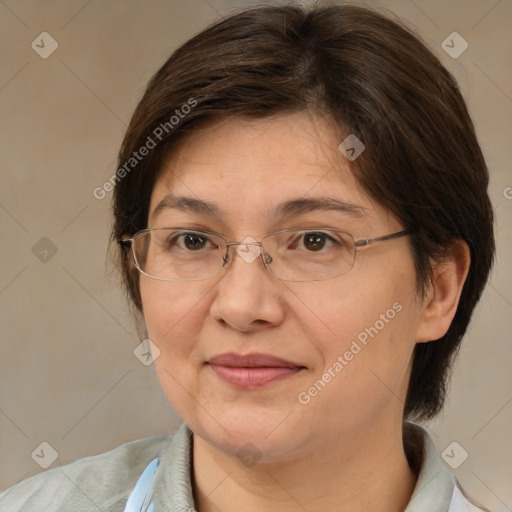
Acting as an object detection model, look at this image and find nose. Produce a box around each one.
[209,240,285,332]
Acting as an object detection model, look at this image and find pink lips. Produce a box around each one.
[207,353,305,389]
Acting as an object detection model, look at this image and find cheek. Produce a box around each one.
[140,279,209,360]
[294,269,418,409]
[297,306,417,436]
[292,270,410,349]
[142,278,196,327]
[141,280,210,412]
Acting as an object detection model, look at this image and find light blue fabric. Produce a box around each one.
[123,457,158,512]
[0,422,486,511]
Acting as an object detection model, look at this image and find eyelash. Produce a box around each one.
[166,229,343,252]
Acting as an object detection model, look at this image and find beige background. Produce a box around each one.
[0,0,511,509]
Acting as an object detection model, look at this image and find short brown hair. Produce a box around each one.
[112,4,495,421]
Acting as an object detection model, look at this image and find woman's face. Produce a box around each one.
[141,112,423,462]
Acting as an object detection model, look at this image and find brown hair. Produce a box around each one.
[111,4,495,421]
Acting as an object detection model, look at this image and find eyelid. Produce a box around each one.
[156,225,226,237]
[274,220,358,231]
[175,226,345,234]
[159,225,359,243]
[286,229,347,244]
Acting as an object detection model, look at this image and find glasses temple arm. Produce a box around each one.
[354,229,412,247]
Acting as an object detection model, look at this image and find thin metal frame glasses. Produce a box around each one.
[119,227,411,282]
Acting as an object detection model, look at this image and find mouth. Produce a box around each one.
[206,353,306,389]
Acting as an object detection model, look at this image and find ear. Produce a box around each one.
[415,240,470,343]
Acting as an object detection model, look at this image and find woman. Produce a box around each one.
[0,4,494,511]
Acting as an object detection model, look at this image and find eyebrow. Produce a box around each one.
[151,194,368,220]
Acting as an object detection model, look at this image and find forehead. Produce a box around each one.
[148,113,383,226]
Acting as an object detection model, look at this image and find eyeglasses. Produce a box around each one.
[119,227,411,282]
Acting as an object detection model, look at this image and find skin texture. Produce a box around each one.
[140,112,470,512]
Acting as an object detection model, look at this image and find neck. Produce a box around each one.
[192,420,418,512]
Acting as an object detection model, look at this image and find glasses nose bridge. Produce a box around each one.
[224,240,262,248]
[223,239,272,267]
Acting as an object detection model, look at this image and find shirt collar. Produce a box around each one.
[151,422,455,512]
[404,423,456,511]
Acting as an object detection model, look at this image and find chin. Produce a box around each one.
[187,408,305,463]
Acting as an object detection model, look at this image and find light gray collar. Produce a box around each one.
[152,423,195,511]
[151,422,455,512]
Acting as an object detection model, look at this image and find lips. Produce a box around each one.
[208,353,302,368]
[207,353,306,389]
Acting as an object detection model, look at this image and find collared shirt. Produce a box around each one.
[0,423,487,511]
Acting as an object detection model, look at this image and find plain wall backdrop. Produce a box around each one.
[1,0,511,510]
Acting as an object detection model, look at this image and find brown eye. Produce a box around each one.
[303,232,327,251]
[182,233,208,250]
